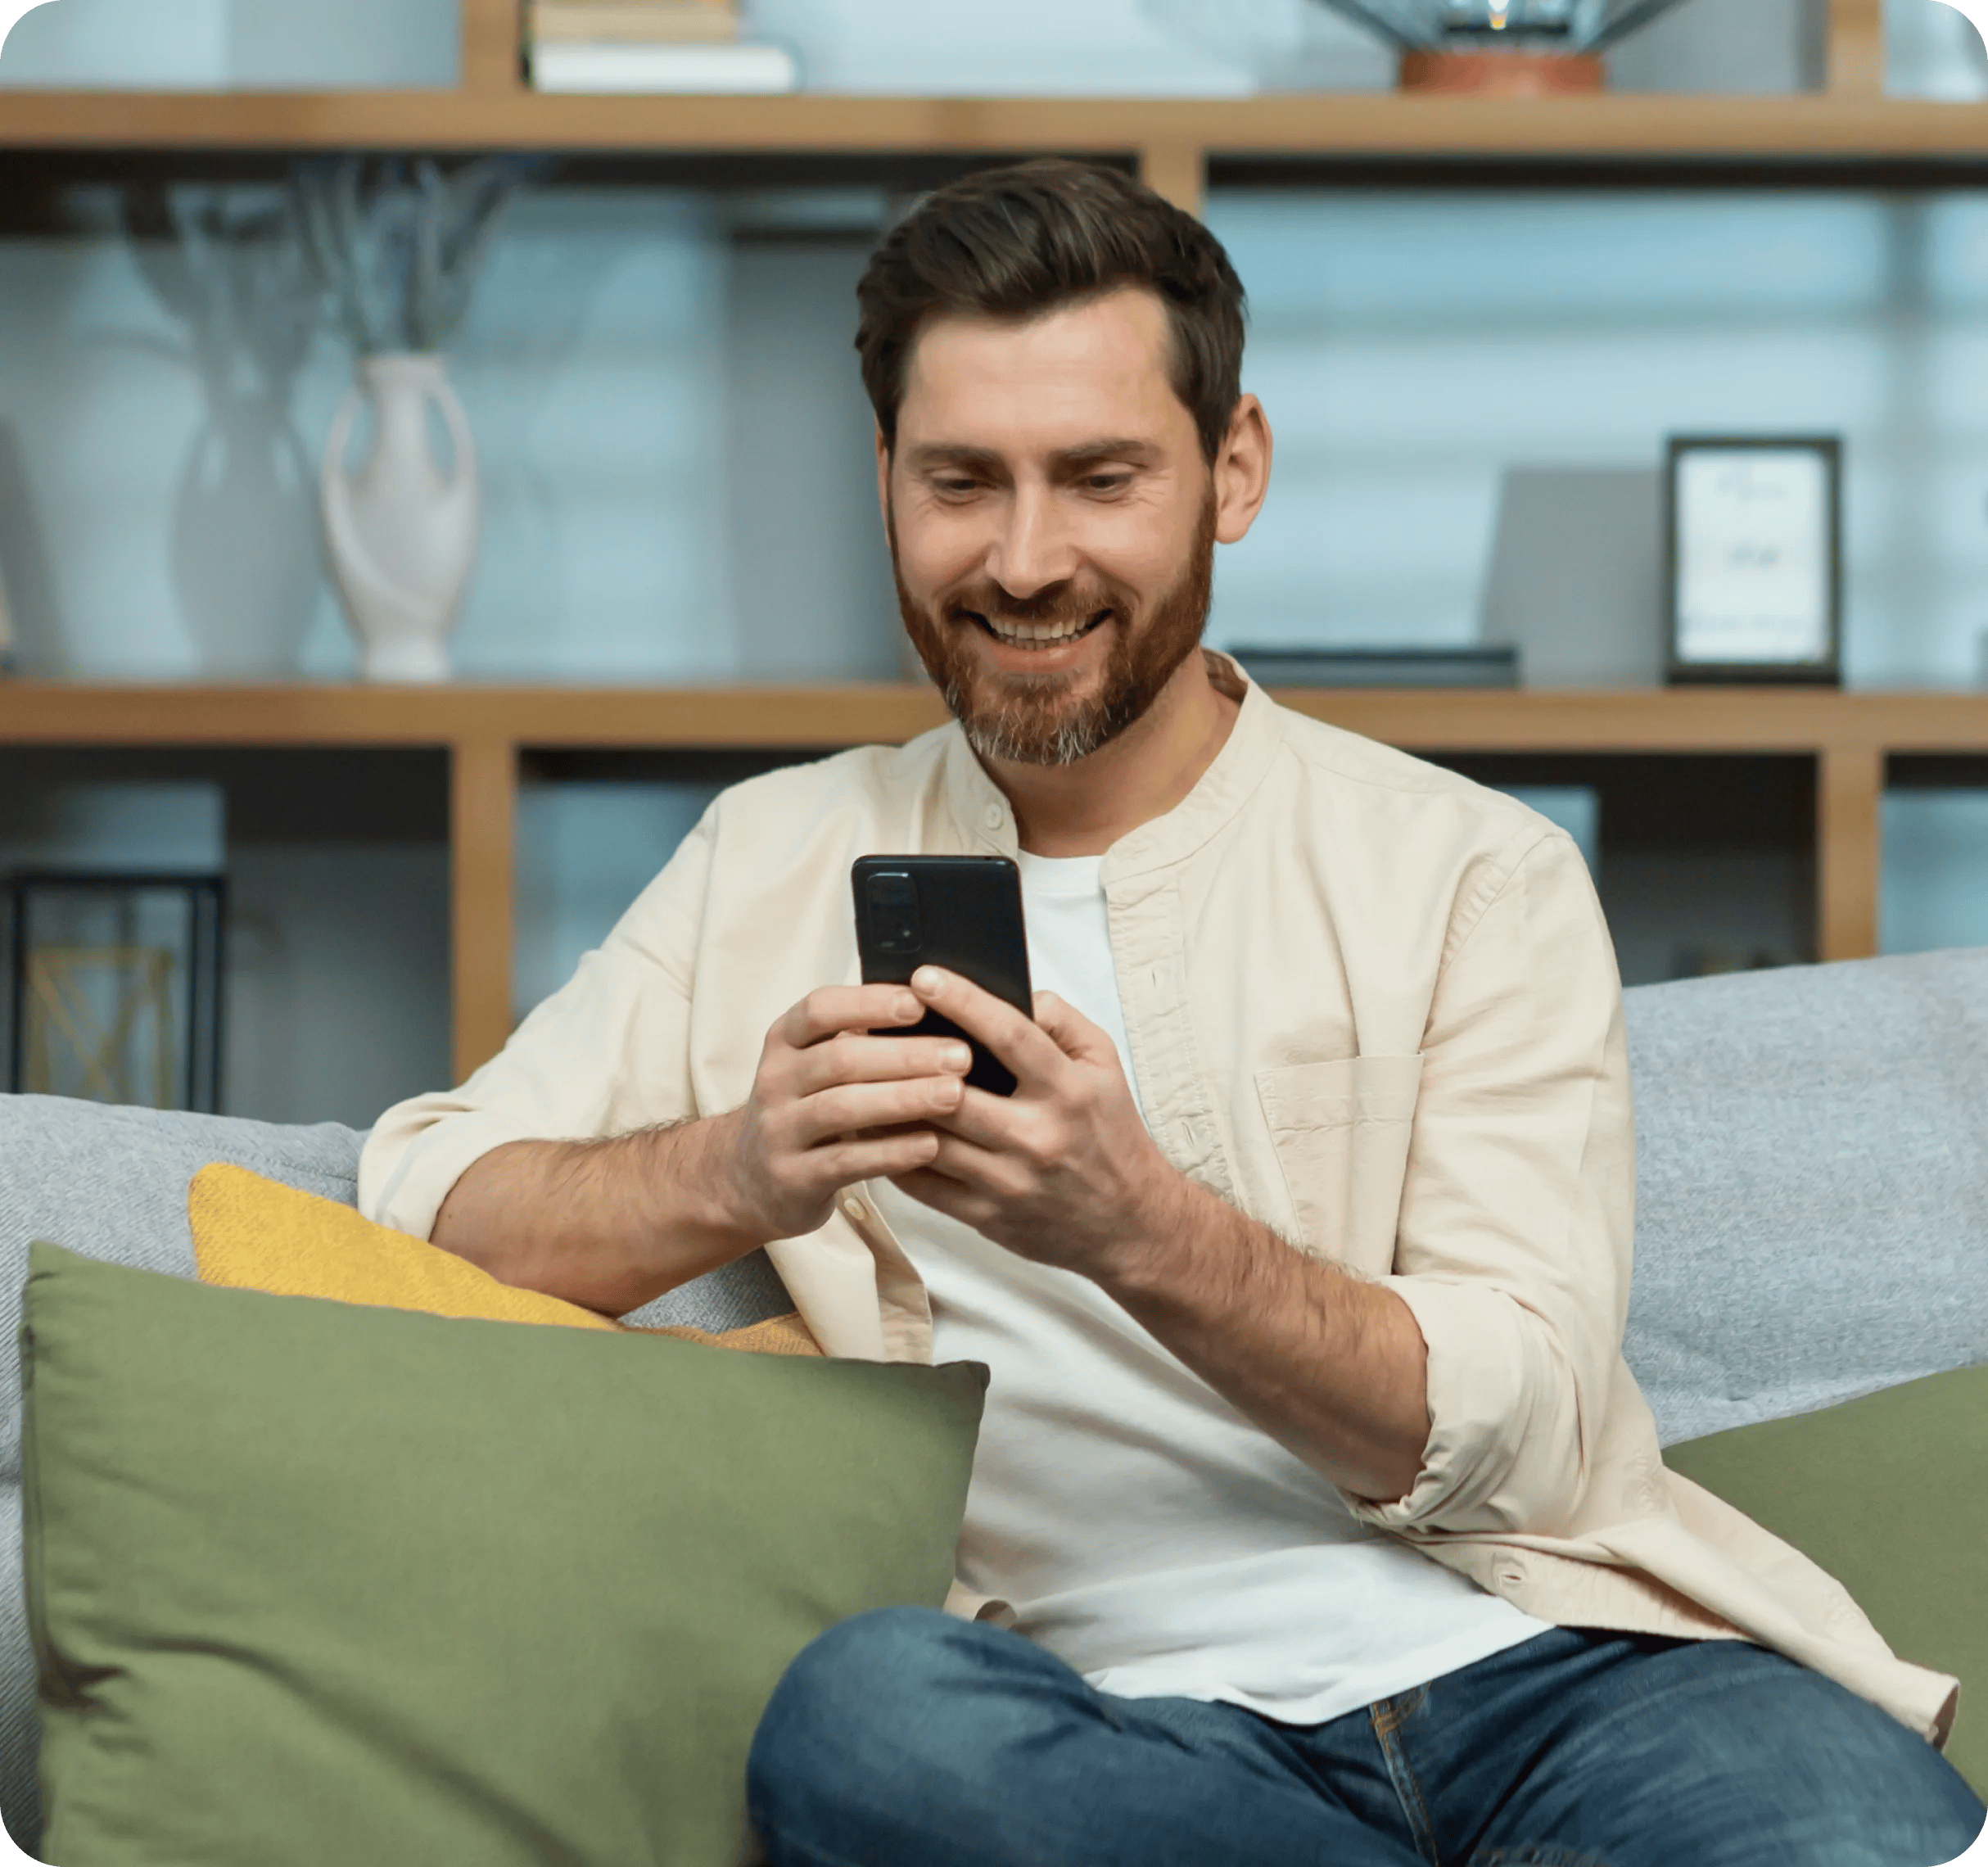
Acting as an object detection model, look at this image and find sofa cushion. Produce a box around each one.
[191,1161,621,1328]
[1624,949,1988,1446]
[1662,1361,1988,1797]
[189,1162,823,1354]
[22,1241,984,1867]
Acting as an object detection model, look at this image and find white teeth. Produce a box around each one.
[986,616,1094,644]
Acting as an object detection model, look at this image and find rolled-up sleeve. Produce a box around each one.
[359,807,717,1240]
[1345,828,1635,1541]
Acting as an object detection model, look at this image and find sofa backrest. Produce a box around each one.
[0,1100,365,1851]
[1624,947,1988,1445]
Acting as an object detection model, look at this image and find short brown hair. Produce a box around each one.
[856,159,1248,464]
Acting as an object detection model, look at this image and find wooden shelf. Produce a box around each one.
[7,680,1988,751]
[3,90,1988,164]
[5,682,1987,1076]
[0,2,1953,174]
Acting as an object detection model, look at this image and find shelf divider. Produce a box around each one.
[463,0,526,97]
[450,735,519,1084]
[1819,743,1884,962]
[1141,142,1205,215]
[1828,0,1886,98]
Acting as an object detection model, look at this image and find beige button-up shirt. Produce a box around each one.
[363,661,1959,1752]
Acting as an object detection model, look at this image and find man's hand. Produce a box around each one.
[710,984,974,1244]
[886,965,1431,1504]
[888,966,1189,1278]
[430,983,970,1318]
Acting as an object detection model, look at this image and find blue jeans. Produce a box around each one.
[748,1609,1986,1867]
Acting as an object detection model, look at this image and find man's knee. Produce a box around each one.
[749,1608,995,1815]
[747,1606,1057,1853]
[1583,1643,1986,1865]
[757,1608,968,1746]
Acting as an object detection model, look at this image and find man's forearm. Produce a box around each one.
[430,1113,759,1319]
[1096,1180,1432,1508]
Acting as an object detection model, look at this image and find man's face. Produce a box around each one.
[883,287,1220,767]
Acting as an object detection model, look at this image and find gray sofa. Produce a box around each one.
[3,948,1986,1856]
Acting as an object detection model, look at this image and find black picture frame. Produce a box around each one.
[1665,436,1842,688]
[5,871,227,1114]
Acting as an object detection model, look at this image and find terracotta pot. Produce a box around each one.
[1398,49,1606,95]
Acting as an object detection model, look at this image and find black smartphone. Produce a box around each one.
[852,856,1034,1096]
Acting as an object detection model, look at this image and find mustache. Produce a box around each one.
[942,580,1124,630]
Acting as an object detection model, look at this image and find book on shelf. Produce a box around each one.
[531,39,798,90]
[1226,645,1522,689]
[528,0,739,43]
[527,0,798,90]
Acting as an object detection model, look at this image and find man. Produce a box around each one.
[362,161,1983,1865]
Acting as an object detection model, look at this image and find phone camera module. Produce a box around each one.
[865,873,924,955]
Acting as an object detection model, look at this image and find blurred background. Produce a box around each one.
[2,0,1987,1127]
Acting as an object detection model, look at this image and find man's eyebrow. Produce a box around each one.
[1053,439,1161,468]
[904,440,1161,472]
[905,445,1003,472]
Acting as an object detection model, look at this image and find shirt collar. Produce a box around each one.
[938,650,1283,879]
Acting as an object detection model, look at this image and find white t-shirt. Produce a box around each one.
[870,850,1552,1726]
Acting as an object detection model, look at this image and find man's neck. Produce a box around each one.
[985,651,1242,859]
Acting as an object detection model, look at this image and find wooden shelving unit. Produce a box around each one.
[1,0,1981,1083]
[2,682,1981,1078]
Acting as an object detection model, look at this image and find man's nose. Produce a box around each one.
[984,484,1077,600]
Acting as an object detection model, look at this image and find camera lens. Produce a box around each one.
[865,873,923,955]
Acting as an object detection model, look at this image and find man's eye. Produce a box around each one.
[1083,474,1132,494]
[933,477,982,496]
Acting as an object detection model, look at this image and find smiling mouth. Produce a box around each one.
[969,609,1112,649]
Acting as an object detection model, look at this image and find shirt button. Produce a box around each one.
[842,1195,869,1223]
[983,804,1005,831]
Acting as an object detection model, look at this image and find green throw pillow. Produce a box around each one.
[1663,1362,1987,1798]
[21,1241,986,1867]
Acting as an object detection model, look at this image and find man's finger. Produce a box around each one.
[910,967,1065,1087]
[813,1130,942,1188]
[792,1033,974,1095]
[793,1075,965,1147]
[1031,990,1120,1068]
[919,1129,1032,1202]
[780,984,923,1050]
[889,1166,998,1235]
[921,1083,1026,1151]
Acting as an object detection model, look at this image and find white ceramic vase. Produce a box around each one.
[322,352,479,684]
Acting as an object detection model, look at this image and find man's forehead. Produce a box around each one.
[897,287,1184,445]
[906,288,1177,411]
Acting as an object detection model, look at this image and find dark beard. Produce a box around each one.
[892,495,1218,768]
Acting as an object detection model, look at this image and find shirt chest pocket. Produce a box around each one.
[1254,1055,1424,1280]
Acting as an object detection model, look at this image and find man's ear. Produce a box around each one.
[875,424,892,531]
[1213,394,1272,548]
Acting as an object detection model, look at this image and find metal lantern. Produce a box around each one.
[5,872,227,1114]
[1314,0,1695,92]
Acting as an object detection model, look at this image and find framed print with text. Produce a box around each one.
[1665,436,1841,686]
